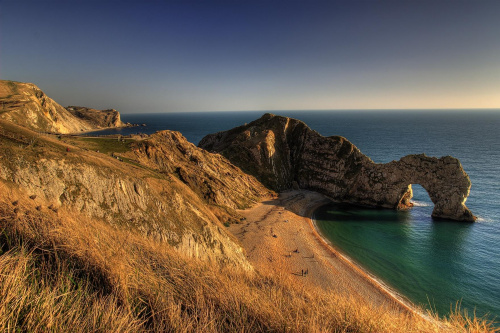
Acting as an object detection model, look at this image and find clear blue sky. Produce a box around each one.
[1,0,499,113]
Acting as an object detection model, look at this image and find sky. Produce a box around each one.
[1,0,500,113]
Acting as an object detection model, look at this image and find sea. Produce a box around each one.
[86,109,500,321]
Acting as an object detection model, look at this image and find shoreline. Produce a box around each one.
[232,190,430,320]
[309,204,423,317]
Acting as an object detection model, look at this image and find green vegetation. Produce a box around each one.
[62,136,134,154]
[58,135,157,171]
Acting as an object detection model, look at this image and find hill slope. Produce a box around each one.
[131,130,271,220]
[0,80,124,133]
[0,119,270,266]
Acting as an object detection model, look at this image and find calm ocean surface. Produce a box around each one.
[88,110,500,320]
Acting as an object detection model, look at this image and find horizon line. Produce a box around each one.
[119,107,500,114]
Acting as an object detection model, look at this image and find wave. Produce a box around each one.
[411,200,431,207]
[475,216,494,223]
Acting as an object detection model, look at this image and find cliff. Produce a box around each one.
[199,113,475,222]
[0,119,269,267]
[0,80,125,134]
[66,106,124,128]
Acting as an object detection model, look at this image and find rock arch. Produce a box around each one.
[199,113,476,222]
[353,154,476,221]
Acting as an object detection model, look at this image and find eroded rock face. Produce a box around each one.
[199,113,475,222]
[66,106,124,129]
[0,80,126,133]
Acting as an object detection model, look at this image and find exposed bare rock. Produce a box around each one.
[0,80,126,134]
[66,106,124,128]
[0,120,254,268]
[199,113,475,222]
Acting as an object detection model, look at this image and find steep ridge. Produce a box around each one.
[131,130,272,221]
[199,113,475,222]
[0,119,263,267]
[0,80,125,133]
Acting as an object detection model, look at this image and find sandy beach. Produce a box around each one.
[231,190,419,314]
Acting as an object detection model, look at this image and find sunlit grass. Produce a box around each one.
[0,183,497,332]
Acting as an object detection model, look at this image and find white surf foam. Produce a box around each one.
[411,200,431,207]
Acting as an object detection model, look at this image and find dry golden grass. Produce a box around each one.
[0,249,143,332]
[0,183,498,332]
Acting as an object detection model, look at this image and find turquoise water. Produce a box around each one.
[314,200,499,319]
[307,110,500,320]
[90,109,500,320]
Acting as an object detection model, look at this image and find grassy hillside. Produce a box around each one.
[1,182,496,332]
[0,119,258,267]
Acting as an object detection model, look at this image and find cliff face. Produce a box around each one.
[199,113,475,222]
[0,120,258,268]
[0,80,124,134]
[66,106,124,128]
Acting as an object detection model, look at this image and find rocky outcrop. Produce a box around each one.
[0,120,255,268]
[0,80,125,134]
[66,106,124,129]
[132,130,271,215]
[199,113,475,222]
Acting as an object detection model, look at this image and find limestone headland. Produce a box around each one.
[65,106,131,130]
[199,113,475,222]
[0,80,130,134]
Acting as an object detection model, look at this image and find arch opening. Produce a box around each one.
[397,184,435,210]
[409,184,433,208]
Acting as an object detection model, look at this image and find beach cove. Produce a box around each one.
[231,190,425,317]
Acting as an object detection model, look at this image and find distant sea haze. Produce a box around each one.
[89,109,500,321]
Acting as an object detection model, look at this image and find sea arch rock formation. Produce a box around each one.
[199,113,475,222]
